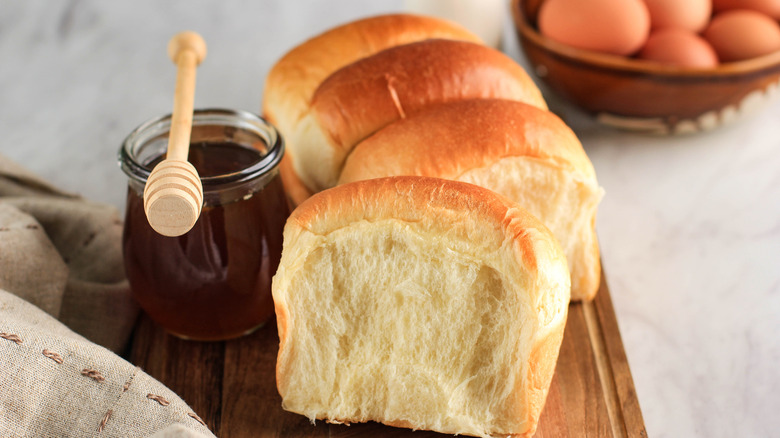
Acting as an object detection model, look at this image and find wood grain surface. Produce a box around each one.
[130,270,646,437]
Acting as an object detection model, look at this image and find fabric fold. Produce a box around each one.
[0,289,216,438]
[0,153,137,352]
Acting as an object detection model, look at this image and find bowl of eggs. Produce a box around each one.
[512,0,780,133]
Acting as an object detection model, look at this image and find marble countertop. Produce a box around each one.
[2,1,779,437]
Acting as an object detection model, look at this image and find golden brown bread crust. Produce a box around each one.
[311,39,548,158]
[338,99,602,301]
[262,14,482,206]
[273,176,570,437]
[272,287,290,394]
[339,99,592,183]
[524,322,566,436]
[278,153,313,206]
[291,39,547,195]
[287,176,545,270]
[262,14,481,132]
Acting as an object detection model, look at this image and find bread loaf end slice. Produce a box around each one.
[272,176,570,437]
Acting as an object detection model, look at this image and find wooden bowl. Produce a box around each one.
[511,0,780,134]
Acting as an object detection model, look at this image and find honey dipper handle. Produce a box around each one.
[142,32,207,237]
[166,31,207,161]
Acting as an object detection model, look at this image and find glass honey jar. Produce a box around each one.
[119,109,289,341]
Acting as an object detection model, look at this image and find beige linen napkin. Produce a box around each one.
[0,153,136,352]
[0,154,215,437]
[0,289,214,438]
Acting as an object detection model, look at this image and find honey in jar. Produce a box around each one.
[119,109,288,341]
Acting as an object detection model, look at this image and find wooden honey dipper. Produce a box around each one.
[143,31,207,237]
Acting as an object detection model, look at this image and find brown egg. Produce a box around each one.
[713,0,780,19]
[703,10,780,62]
[643,0,712,32]
[539,0,651,56]
[639,28,719,68]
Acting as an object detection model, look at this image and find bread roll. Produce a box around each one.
[263,14,482,204]
[339,99,602,301]
[267,38,547,204]
[272,176,570,438]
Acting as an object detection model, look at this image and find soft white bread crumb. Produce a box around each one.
[272,176,570,437]
[339,99,603,301]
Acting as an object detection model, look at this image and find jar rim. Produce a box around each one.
[119,108,284,188]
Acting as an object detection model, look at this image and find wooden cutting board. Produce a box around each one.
[130,269,647,437]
